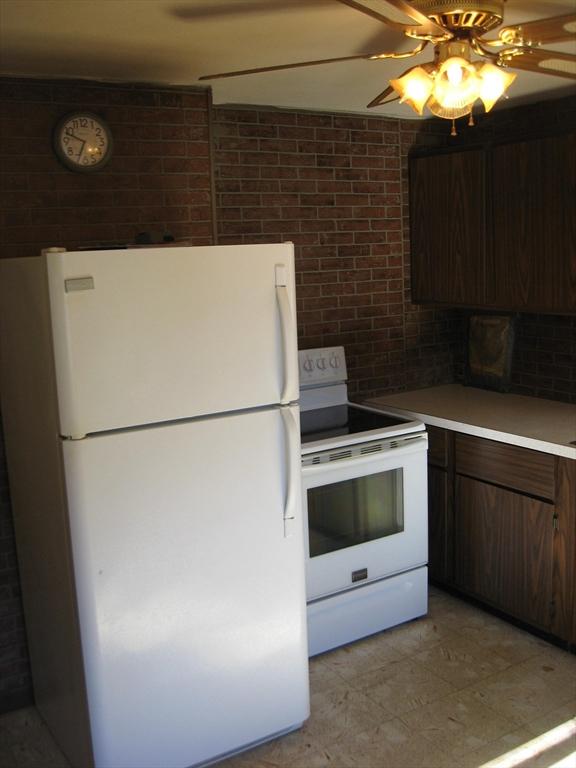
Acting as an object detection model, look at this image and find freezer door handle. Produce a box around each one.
[275,266,297,405]
[280,405,299,537]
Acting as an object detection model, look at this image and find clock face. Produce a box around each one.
[54,112,113,172]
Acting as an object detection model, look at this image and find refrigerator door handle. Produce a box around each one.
[275,265,297,405]
[280,405,299,537]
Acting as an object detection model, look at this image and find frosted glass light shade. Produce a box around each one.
[390,66,434,115]
[427,97,472,120]
[477,62,516,112]
[433,56,480,110]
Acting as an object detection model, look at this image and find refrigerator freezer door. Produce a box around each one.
[46,244,298,437]
[62,405,308,768]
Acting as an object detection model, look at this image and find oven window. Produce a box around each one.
[307,469,404,557]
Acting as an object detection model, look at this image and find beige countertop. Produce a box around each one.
[364,384,576,460]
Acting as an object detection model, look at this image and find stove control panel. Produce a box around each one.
[298,346,347,388]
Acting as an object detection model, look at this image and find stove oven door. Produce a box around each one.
[301,433,428,601]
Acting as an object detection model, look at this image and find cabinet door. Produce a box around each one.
[428,466,451,584]
[410,150,485,305]
[454,476,554,630]
[488,132,576,313]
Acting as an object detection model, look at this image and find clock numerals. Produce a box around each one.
[54,112,112,172]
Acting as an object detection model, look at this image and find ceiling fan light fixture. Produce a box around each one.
[427,96,472,119]
[433,55,480,109]
[390,66,434,115]
[476,62,516,111]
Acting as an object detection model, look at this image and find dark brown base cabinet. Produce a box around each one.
[455,475,554,631]
[427,427,576,645]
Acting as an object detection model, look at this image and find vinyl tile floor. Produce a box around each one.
[1,588,575,768]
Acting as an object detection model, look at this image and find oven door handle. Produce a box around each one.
[280,405,299,537]
[275,267,298,405]
[302,435,428,476]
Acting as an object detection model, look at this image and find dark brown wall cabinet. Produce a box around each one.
[426,428,576,645]
[410,150,485,306]
[410,131,576,314]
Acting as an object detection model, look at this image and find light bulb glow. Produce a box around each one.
[390,66,434,115]
[434,57,479,110]
[446,60,464,86]
[477,62,516,112]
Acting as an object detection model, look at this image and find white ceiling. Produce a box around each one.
[0,0,574,118]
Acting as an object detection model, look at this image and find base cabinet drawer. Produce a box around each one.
[455,434,556,500]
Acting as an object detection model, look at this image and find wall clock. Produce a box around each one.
[53,112,113,172]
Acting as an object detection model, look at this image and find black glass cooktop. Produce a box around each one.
[300,404,411,444]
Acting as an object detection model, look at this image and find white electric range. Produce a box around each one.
[299,346,429,656]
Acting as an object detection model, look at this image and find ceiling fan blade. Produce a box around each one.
[499,13,576,46]
[367,90,401,107]
[367,84,396,107]
[502,48,576,80]
[199,51,392,81]
[335,0,447,38]
[172,1,328,21]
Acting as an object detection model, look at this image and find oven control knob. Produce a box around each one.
[303,358,314,372]
[329,355,340,369]
[317,357,326,370]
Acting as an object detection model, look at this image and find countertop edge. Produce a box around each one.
[363,401,576,461]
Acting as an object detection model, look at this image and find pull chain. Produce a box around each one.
[451,119,457,137]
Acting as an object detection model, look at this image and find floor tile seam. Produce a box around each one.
[306,712,399,759]
[311,662,355,688]
[340,654,440,693]
[447,724,537,767]
[357,676,459,720]
[325,653,416,685]
[321,716,457,763]
[306,688,397,733]
[402,663,504,696]
[417,624,515,660]
[460,655,546,691]
[393,720,514,765]
[476,658,576,696]
[462,681,576,731]
[520,697,576,732]
[398,676,523,721]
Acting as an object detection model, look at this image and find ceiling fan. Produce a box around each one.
[197,1,576,129]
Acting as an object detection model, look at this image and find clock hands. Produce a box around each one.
[65,131,86,159]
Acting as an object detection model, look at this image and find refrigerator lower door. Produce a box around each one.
[62,405,308,768]
[46,243,298,438]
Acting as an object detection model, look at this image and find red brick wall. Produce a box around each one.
[0,78,214,257]
[211,106,455,399]
[511,315,576,403]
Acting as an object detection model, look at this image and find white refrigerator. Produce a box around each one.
[0,243,309,768]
